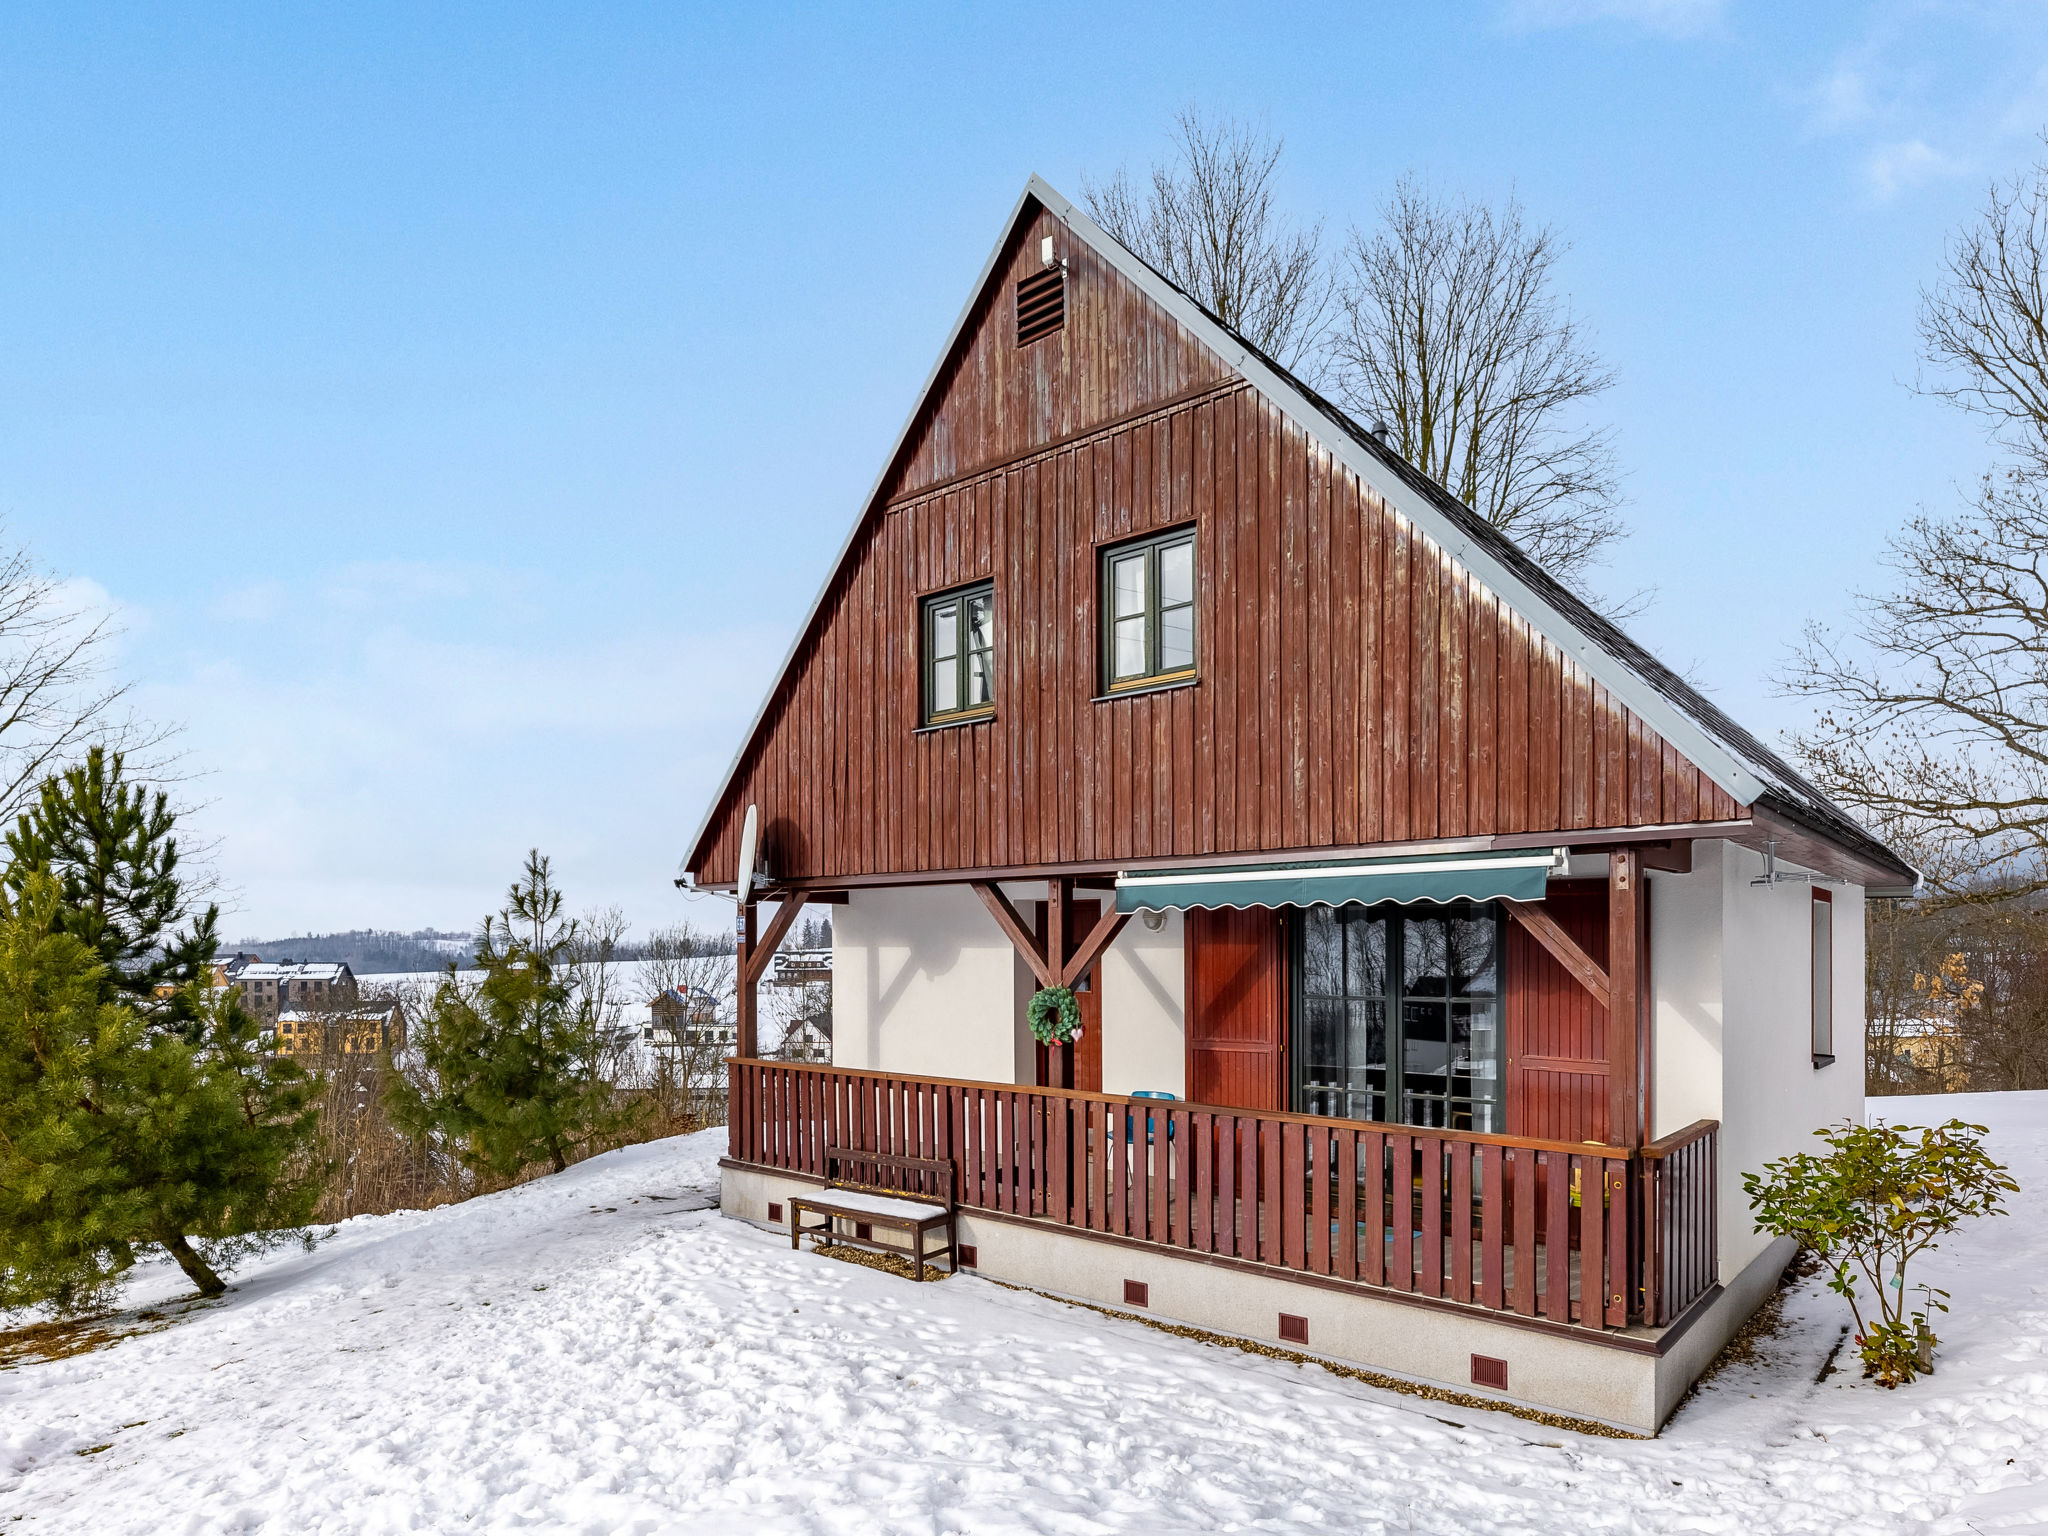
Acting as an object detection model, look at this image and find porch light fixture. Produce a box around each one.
[1139,908,1167,931]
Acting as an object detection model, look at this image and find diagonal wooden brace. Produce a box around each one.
[1060,902,1130,989]
[1504,899,1611,1013]
[971,881,1055,988]
[742,888,815,989]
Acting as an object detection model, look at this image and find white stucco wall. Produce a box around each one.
[1098,909,1186,1098]
[1649,838,1868,1281]
[832,885,1025,1082]
[1649,840,1727,1141]
[833,885,1184,1093]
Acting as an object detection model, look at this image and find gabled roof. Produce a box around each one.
[685,175,1914,892]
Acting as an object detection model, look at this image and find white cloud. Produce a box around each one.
[1499,0,1727,39]
[1810,59,1878,133]
[131,561,784,938]
[1865,137,1972,200]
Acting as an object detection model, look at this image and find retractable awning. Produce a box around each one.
[1114,848,1566,914]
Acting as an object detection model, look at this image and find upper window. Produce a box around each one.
[923,582,994,725]
[1100,527,1196,692]
[1812,888,1835,1066]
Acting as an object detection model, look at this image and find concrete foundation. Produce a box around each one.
[720,1162,1789,1436]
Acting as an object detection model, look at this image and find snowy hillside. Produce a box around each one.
[4,1094,2047,1533]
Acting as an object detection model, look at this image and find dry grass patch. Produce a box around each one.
[0,1303,196,1370]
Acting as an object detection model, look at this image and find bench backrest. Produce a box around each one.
[824,1147,956,1208]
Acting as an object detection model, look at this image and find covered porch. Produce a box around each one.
[725,1057,1717,1336]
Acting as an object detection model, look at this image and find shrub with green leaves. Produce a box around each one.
[1744,1119,2017,1387]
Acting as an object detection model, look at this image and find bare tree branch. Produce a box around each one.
[1324,178,1626,593]
[1083,108,1331,374]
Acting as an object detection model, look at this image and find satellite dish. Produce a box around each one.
[735,804,760,906]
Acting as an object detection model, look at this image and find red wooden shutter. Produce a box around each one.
[1505,881,1610,1143]
[1185,907,1288,1111]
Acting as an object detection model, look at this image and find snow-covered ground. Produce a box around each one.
[4,1092,2047,1534]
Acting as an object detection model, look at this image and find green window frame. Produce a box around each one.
[1099,526,1197,692]
[922,581,995,724]
[1293,902,1507,1133]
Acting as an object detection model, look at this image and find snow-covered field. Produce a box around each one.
[4,1093,2047,1534]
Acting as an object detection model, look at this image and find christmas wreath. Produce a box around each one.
[1027,984,1083,1045]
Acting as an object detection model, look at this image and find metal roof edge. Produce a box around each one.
[1022,176,1770,811]
[681,181,1049,874]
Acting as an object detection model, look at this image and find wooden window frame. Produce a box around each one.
[1289,901,1508,1133]
[1811,887,1835,1068]
[1098,525,1197,694]
[920,580,996,727]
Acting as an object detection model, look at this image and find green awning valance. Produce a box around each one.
[1114,848,1564,914]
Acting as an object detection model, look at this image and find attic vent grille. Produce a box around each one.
[1016,267,1065,346]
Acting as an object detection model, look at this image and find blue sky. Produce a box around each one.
[1,1,2040,937]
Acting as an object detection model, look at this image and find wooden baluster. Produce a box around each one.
[1388,1132,1413,1291]
[1169,1109,1192,1248]
[1576,1153,1602,1328]
[1194,1111,1215,1252]
[1418,1135,1444,1298]
[1212,1122,1228,1261]
[1480,1144,1503,1309]
[1260,1120,1283,1265]
[1333,1127,1358,1281]
[1545,1150,1573,1322]
[1282,1121,1307,1270]
[1361,1131,1385,1286]
[1511,1146,1538,1316]
[1451,1140,1474,1304]
[1239,1118,1261,1261]
[1308,1125,1330,1275]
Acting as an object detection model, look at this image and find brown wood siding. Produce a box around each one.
[894,206,1232,500]
[695,379,1744,884]
[1505,881,1611,1144]
[1185,907,1287,1111]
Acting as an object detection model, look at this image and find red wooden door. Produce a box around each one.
[1505,881,1610,1143]
[1034,899,1103,1092]
[1185,906,1288,1110]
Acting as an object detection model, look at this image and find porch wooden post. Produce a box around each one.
[1607,848,1643,1149]
[1047,876,1073,1091]
[735,899,759,1059]
[1046,876,1072,982]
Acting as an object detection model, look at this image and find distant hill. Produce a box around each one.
[225,929,477,976]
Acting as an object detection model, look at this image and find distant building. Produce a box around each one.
[766,948,831,1063]
[235,961,358,1022]
[273,1000,405,1060]
[647,986,735,1051]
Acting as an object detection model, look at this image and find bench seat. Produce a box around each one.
[789,1148,958,1280]
[795,1188,948,1223]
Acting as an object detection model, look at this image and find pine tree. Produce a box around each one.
[0,873,322,1311]
[388,850,639,1180]
[3,747,219,1031]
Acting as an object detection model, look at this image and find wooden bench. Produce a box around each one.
[789,1149,957,1280]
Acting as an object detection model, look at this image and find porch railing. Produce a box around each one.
[727,1059,1717,1332]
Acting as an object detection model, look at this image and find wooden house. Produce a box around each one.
[682,177,1915,1434]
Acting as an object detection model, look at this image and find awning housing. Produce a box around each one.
[1114,849,1566,914]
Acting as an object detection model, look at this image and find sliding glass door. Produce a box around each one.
[1295,902,1505,1132]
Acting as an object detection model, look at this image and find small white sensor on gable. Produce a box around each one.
[1041,234,1056,267]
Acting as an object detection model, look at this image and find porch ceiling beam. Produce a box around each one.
[1059,903,1131,990]
[742,889,816,989]
[971,881,1055,988]
[1503,900,1611,1013]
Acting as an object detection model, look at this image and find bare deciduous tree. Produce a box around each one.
[1325,179,1625,590]
[0,537,163,822]
[1787,472,2048,897]
[1918,139,2048,474]
[1786,145,2048,900]
[1084,108,1330,372]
